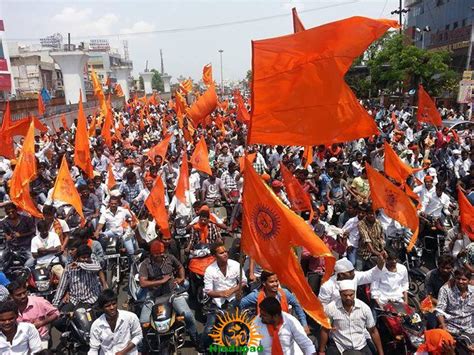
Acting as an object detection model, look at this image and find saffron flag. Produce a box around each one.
[175,90,186,128]
[37,94,46,116]
[52,156,85,223]
[417,84,442,127]
[179,79,193,94]
[202,63,213,86]
[238,153,256,172]
[6,115,48,137]
[145,177,171,237]
[107,164,117,191]
[0,102,19,158]
[186,85,218,127]
[190,137,212,176]
[218,99,229,112]
[366,163,419,251]
[292,7,305,32]
[9,121,43,218]
[249,17,397,146]
[147,134,172,162]
[175,151,190,203]
[91,68,108,117]
[233,89,250,123]
[420,295,434,313]
[458,187,474,240]
[60,114,68,129]
[242,158,334,328]
[115,84,124,97]
[74,90,94,178]
[102,108,113,147]
[383,142,420,205]
[280,163,312,213]
[303,146,313,168]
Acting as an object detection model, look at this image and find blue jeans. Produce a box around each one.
[347,247,358,267]
[101,230,136,255]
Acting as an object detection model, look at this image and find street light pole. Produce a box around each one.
[218,49,224,96]
[466,8,474,70]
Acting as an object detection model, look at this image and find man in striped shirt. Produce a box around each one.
[52,245,102,309]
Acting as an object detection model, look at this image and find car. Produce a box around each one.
[442,119,474,131]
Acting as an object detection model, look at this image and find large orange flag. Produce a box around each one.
[249,17,397,146]
[91,68,107,117]
[190,137,212,175]
[147,134,172,161]
[417,84,442,127]
[52,156,85,223]
[6,115,48,137]
[458,187,474,240]
[303,146,313,168]
[107,164,117,191]
[74,90,94,178]
[9,121,43,218]
[280,163,312,213]
[202,63,213,86]
[0,102,18,158]
[383,141,420,205]
[186,85,218,127]
[175,151,190,203]
[233,89,250,123]
[145,177,171,237]
[292,7,305,32]
[366,163,419,251]
[115,84,124,97]
[242,158,334,328]
[37,94,45,116]
[179,79,193,94]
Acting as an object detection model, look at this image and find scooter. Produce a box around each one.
[27,254,63,301]
[0,239,30,281]
[142,289,187,355]
[55,305,97,355]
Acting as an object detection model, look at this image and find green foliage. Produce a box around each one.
[138,69,164,92]
[366,33,458,97]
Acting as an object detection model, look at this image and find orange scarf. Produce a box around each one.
[266,319,284,355]
[256,288,288,314]
[193,223,209,243]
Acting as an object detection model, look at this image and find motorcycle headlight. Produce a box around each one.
[152,319,171,333]
[408,333,424,348]
[36,280,50,292]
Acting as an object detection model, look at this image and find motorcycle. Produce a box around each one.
[0,240,30,281]
[420,213,453,268]
[102,233,129,293]
[142,289,187,355]
[27,254,63,301]
[173,216,191,263]
[376,301,425,355]
[55,305,97,355]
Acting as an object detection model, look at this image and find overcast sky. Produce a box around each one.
[1,0,400,83]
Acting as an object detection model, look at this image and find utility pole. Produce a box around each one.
[391,0,409,34]
[218,49,224,96]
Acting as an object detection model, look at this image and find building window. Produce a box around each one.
[445,24,450,30]
[453,21,458,29]
[462,19,467,27]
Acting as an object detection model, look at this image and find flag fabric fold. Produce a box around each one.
[233,89,250,123]
[202,64,213,86]
[458,187,474,240]
[280,163,312,213]
[107,164,117,191]
[147,134,172,162]
[145,178,171,237]
[52,156,85,223]
[175,151,190,203]
[190,137,212,176]
[242,157,334,328]
[366,163,419,251]
[91,68,108,117]
[115,84,124,97]
[74,90,94,178]
[37,94,46,116]
[292,7,305,33]
[249,17,397,146]
[417,84,442,127]
[186,85,218,126]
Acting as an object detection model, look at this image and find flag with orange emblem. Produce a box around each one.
[52,156,85,224]
[242,157,334,328]
[458,187,474,240]
[249,17,397,146]
[145,177,171,237]
[147,134,172,162]
[366,163,419,251]
[292,7,305,32]
[417,84,442,127]
[175,151,190,204]
[9,121,43,218]
[186,85,218,127]
[190,137,212,175]
[202,63,213,86]
[74,90,94,178]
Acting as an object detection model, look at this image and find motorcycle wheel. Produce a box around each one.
[106,261,120,293]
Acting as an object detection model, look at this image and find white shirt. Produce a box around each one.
[421,190,451,218]
[371,263,409,305]
[31,232,61,264]
[254,312,315,355]
[98,206,132,234]
[0,322,42,355]
[204,259,247,308]
[88,310,143,355]
[325,298,375,353]
[342,216,360,248]
[413,184,433,203]
[137,219,157,243]
[319,267,382,305]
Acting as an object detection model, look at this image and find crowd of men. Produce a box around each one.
[0,93,472,355]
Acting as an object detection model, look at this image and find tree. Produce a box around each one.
[138,69,164,92]
[366,33,458,97]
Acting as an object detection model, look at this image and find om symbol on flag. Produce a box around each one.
[252,204,280,241]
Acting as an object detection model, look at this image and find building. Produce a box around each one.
[405,0,473,71]
[0,20,14,99]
